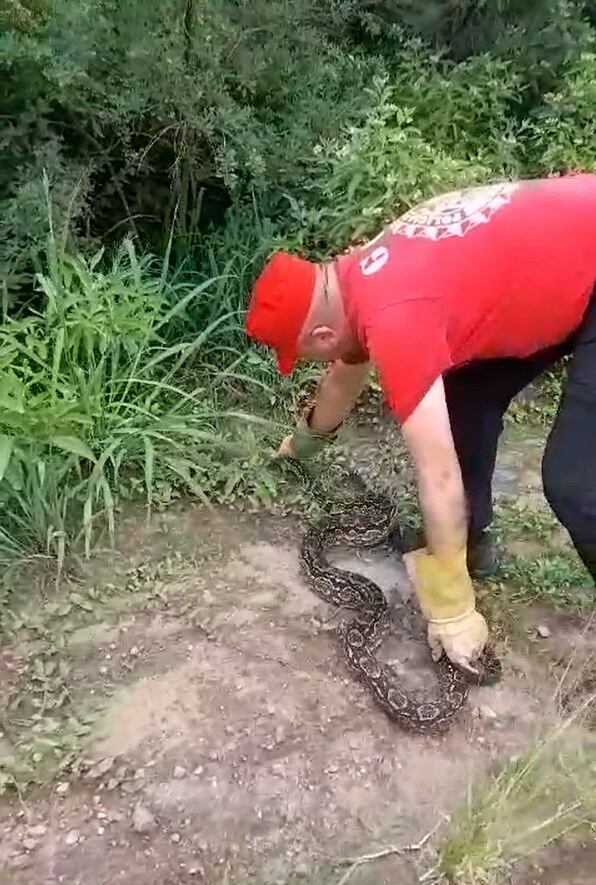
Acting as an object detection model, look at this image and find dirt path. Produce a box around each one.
[0,422,594,884]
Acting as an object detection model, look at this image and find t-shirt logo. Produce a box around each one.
[359,246,389,276]
[391,182,520,241]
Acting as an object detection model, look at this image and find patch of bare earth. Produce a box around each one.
[0,499,593,885]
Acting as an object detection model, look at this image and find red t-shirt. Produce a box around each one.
[335,174,596,423]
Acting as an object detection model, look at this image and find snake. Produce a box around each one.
[299,481,502,734]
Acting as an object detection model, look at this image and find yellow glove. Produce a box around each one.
[403,546,488,675]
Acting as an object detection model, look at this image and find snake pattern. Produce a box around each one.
[299,487,502,734]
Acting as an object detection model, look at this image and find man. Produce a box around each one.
[245,174,596,676]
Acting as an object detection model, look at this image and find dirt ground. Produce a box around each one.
[0,420,594,884]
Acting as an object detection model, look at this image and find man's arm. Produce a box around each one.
[276,360,370,458]
[401,376,488,673]
[401,376,467,558]
[308,360,371,432]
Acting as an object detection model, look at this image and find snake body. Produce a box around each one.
[300,487,502,734]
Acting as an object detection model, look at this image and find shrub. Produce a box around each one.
[523,49,596,173]
[0,224,274,579]
[0,0,381,298]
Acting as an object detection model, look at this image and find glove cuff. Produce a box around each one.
[290,406,341,459]
[428,606,476,626]
[406,546,476,622]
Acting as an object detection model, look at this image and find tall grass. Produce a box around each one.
[440,696,596,884]
[0,225,290,593]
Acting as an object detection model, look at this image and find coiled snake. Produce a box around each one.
[300,484,502,734]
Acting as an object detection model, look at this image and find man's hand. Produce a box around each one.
[427,611,488,674]
[274,434,299,460]
[403,546,488,675]
[274,360,370,461]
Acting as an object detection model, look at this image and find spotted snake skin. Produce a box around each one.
[299,489,502,734]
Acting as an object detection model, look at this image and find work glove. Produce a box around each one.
[274,407,340,461]
[403,546,488,675]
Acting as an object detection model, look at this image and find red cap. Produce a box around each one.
[246,251,317,375]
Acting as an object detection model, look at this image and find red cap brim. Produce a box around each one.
[276,347,296,375]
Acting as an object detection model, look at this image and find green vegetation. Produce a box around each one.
[440,713,596,884]
[1,1,596,599]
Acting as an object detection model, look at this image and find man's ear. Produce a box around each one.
[310,325,337,344]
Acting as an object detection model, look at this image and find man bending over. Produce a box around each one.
[245,174,596,675]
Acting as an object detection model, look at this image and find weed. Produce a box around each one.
[440,708,596,884]
[0,231,290,591]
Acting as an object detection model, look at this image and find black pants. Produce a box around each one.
[444,288,596,581]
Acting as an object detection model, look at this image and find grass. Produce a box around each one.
[0,220,299,599]
[439,704,596,884]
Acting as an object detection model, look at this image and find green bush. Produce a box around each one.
[2,0,594,302]
[524,49,596,173]
[0,0,380,297]
[0,224,280,580]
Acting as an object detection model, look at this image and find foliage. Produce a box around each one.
[283,45,526,254]
[0,0,380,296]
[440,721,596,883]
[524,50,596,173]
[0,219,287,586]
[2,0,595,299]
[1,0,596,590]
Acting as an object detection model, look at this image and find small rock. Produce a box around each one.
[108,810,124,823]
[477,705,498,722]
[120,782,138,795]
[134,768,145,780]
[173,765,187,779]
[115,765,127,780]
[170,832,181,844]
[10,855,30,870]
[65,830,80,846]
[106,778,119,791]
[536,623,551,638]
[193,766,204,776]
[27,824,47,837]
[132,803,156,834]
[87,757,115,780]
[129,646,139,656]
[97,827,105,836]
[22,838,38,851]
[56,782,70,795]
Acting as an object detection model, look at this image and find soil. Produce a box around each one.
[0,418,594,884]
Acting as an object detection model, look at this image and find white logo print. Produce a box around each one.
[391,182,520,241]
[360,246,389,276]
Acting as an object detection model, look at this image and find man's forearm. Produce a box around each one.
[417,466,468,558]
[401,378,468,560]
[308,360,370,433]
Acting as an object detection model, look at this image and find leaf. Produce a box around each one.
[143,436,154,508]
[98,474,115,544]
[0,372,25,413]
[51,327,65,401]
[83,496,93,559]
[50,436,96,462]
[0,435,13,482]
